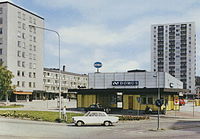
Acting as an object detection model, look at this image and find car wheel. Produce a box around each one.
[77,121,84,126]
[104,121,111,126]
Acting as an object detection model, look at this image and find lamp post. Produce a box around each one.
[29,25,62,119]
[153,72,160,130]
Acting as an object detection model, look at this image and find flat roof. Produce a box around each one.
[0,1,44,20]
[69,88,189,94]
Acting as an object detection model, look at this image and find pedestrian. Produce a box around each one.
[62,106,67,121]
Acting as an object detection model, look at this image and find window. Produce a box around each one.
[17,51,21,57]
[33,63,36,69]
[29,82,32,87]
[29,63,32,69]
[141,97,147,104]
[22,23,26,30]
[33,36,36,42]
[29,16,32,23]
[18,41,21,47]
[29,53,32,59]
[33,72,36,78]
[0,38,2,44]
[148,97,153,104]
[22,52,25,58]
[22,33,25,39]
[33,82,36,88]
[22,13,25,20]
[22,61,25,67]
[18,21,21,28]
[0,48,2,55]
[0,59,2,65]
[17,31,21,38]
[33,18,36,24]
[17,81,20,87]
[0,18,2,24]
[0,8,3,14]
[17,61,21,67]
[0,28,3,34]
[23,42,26,48]
[33,54,36,60]
[17,71,20,76]
[22,81,25,87]
[22,71,25,77]
[33,46,36,51]
[29,35,32,41]
[29,72,31,78]
[29,44,32,50]
[18,12,21,18]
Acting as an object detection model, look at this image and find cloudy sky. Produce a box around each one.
[2,0,200,74]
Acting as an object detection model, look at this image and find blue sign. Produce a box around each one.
[94,62,102,68]
[112,81,139,86]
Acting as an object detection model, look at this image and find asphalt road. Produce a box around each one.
[0,117,200,139]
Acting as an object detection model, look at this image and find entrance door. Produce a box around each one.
[128,96,133,110]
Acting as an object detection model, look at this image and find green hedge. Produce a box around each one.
[0,104,24,108]
[118,115,149,121]
[0,110,83,123]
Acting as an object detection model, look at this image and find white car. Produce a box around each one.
[72,111,119,126]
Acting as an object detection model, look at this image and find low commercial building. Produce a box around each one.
[69,70,188,114]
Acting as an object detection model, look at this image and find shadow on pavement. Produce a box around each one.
[169,120,200,134]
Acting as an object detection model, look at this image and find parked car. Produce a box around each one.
[72,111,119,126]
[85,104,111,113]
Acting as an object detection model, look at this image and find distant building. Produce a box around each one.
[38,67,88,100]
[0,2,44,99]
[151,22,196,94]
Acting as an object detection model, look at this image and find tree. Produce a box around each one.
[0,65,14,103]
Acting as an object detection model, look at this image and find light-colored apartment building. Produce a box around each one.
[41,67,88,99]
[151,22,196,93]
[0,2,44,93]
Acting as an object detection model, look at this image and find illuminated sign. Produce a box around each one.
[112,81,139,86]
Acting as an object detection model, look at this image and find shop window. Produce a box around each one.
[141,97,147,104]
[148,97,153,104]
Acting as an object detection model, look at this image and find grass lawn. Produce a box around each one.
[0,110,84,123]
[0,105,24,108]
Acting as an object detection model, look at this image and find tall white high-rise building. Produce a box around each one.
[0,2,44,92]
[151,22,196,93]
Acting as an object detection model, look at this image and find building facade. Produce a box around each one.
[70,71,186,114]
[40,68,88,100]
[0,2,44,94]
[151,22,196,93]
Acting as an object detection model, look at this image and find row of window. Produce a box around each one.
[17,61,36,69]
[17,81,36,88]
[17,41,37,51]
[44,72,88,81]
[17,31,36,42]
[18,11,36,25]
[17,51,36,60]
[17,71,36,78]
[18,21,36,33]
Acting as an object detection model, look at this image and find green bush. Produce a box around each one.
[118,115,149,121]
[0,110,83,123]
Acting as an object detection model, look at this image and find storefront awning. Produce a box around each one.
[13,91,32,95]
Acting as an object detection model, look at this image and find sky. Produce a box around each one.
[2,0,200,74]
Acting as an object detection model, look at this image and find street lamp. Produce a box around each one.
[29,25,62,119]
[153,72,160,130]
